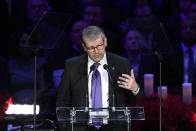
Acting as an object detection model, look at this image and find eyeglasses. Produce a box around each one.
[85,43,104,52]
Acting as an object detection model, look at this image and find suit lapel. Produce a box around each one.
[106,52,117,107]
[79,54,89,106]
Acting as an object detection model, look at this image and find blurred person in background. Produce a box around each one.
[121,29,158,91]
[82,3,121,54]
[166,17,196,95]
[8,30,46,104]
[27,0,51,28]
[188,0,196,20]
[69,20,89,57]
[46,20,89,90]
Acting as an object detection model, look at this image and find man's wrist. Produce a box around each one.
[131,84,140,95]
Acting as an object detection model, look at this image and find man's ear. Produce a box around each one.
[104,37,107,47]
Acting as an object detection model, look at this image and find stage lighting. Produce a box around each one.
[5,104,40,115]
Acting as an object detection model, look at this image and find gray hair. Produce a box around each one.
[82,26,106,45]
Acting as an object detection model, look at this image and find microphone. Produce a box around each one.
[154,51,163,62]
[89,64,96,75]
[85,63,96,110]
[103,64,115,110]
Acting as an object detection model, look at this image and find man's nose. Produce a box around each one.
[94,47,98,53]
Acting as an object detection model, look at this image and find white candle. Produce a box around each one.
[144,74,154,96]
[158,86,168,99]
[182,83,192,104]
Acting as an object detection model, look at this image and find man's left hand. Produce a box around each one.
[117,69,139,92]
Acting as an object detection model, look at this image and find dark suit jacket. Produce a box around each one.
[166,43,196,95]
[56,52,142,107]
[56,52,143,131]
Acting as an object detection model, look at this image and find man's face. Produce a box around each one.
[125,31,141,51]
[180,19,196,45]
[179,0,191,13]
[19,33,33,56]
[83,5,103,26]
[70,21,88,48]
[189,4,196,20]
[134,6,154,33]
[27,0,48,24]
[82,36,107,62]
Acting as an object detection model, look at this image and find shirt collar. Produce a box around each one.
[88,52,107,68]
[181,42,196,54]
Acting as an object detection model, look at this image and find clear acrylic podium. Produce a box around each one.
[56,107,145,131]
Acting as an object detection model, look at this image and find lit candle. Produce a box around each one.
[182,83,192,104]
[144,74,154,96]
[158,86,168,99]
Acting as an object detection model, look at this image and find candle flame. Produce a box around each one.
[5,97,13,111]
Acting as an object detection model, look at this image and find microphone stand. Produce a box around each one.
[33,48,40,131]
[27,11,73,131]
[154,51,163,131]
[159,58,162,131]
[156,17,168,131]
[28,12,46,131]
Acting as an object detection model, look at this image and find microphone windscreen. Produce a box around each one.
[90,64,95,71]
[103,64,108,70]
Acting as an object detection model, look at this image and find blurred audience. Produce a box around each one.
[119,3,171,55]
[167,0,192,42]
[25,0,71,91]
[27,0,51,28]
[118,4,155,48]
[8,31,46,104]
[69,20,88,56]
[121,29,158,91]
[178,0,191,20]
[188,0,196,20]
[81,3,121,54]
[166,18,196,95]
[2,0,196,125]
[45,20,88,90]
[82,3,104,27]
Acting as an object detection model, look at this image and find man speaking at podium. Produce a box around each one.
[56,26,143,131]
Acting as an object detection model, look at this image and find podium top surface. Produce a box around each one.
[56,107,145,122]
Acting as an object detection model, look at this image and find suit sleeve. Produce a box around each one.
[56,60,71,107]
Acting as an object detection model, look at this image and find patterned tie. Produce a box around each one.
[188,48,194,82]
[91,63,103,129]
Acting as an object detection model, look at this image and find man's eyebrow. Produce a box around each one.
[88,42,103,47]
